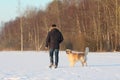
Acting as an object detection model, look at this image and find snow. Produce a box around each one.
[0,51,120,80]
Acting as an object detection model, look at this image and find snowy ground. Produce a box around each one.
[0,51,120,80]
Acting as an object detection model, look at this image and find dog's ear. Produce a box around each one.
[66,49,69,54]
[69,50,72,53]
[66,49,72,54]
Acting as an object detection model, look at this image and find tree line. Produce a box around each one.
[0,0,120,51]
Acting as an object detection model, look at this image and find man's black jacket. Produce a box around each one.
[45,28,64,49]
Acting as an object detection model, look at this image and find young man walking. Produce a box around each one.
[45,24,64,68]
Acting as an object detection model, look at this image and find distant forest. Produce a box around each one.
[0,0,120,51]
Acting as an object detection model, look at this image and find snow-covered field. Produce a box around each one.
[0,51,120,80]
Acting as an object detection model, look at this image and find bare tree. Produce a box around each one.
[18,0,23,51]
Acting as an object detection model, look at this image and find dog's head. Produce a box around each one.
[66,49,72,54]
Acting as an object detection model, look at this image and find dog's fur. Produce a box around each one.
[66,49,88,67]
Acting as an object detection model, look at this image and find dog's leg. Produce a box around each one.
[70,59,76,67]
[68,55,75,67]
[80,57,84,67]
[82,62,84,67]
[84,56,87,66]
[83,60,87,67]
[80,62,83,67]
[81,57,87,67]
[84,62,87,66]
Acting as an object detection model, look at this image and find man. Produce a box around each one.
[45,24,64,68]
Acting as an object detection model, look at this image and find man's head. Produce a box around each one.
[52,24,56,27]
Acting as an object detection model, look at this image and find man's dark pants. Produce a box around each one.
[49,49,59,66]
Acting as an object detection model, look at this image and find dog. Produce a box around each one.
[66,48,89,67]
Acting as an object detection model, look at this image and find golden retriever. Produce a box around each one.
[66,49,88,67]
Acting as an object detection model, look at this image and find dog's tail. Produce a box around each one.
[84,47,89,61]
[85,47,89,56]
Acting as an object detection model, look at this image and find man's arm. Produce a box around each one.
[45,32,50,48]
[59,32,64,43]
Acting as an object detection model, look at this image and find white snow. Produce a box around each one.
[0,51,120,80]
